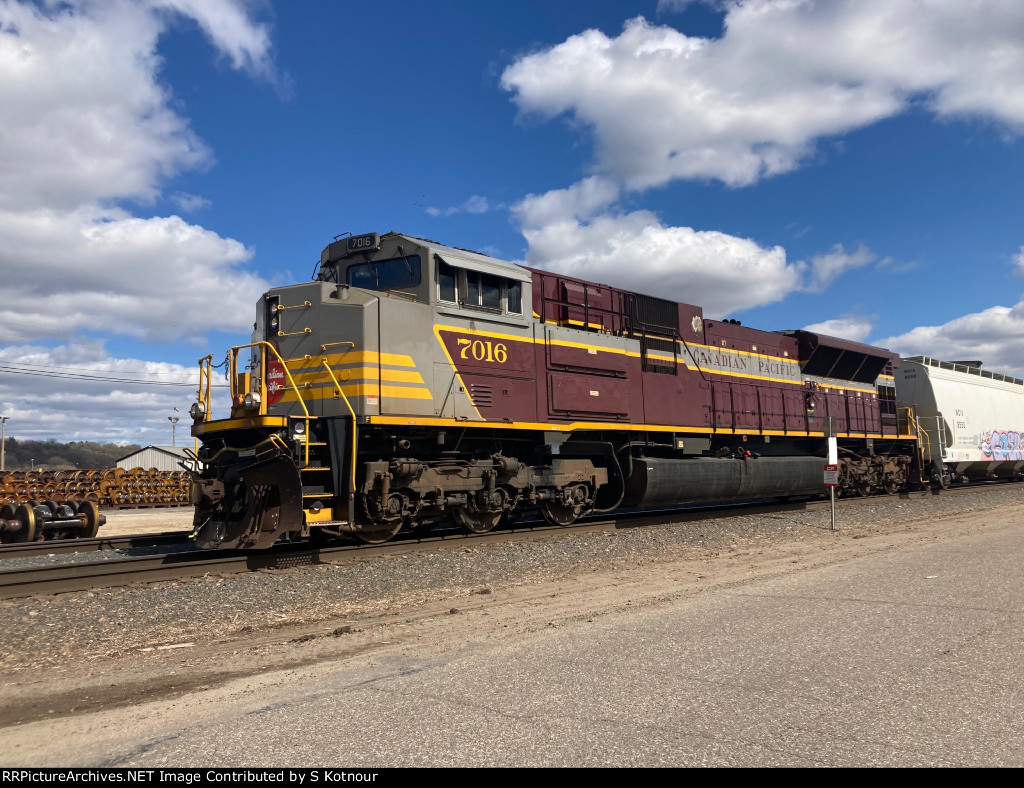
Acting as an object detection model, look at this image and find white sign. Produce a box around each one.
[827,437,838,465]
[823,464,839,486]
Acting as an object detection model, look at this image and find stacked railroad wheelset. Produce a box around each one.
[0,468,192,542]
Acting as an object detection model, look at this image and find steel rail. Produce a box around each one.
[0,530,191,559]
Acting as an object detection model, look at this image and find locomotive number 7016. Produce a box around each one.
[457,338,508,364]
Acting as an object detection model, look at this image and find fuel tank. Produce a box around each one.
[623,456,825,508]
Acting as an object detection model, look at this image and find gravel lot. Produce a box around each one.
[0,484,1019,729]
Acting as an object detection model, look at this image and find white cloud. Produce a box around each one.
[0,0,208,211]
[657,0,702,12]
[171,192,212,212]
[802,316,875,344]
[513,190,799,317]
[0,0,274,346]
[0,207,266,344]
[426,194,494,217]
[1013,245,1024,275]
[0,1,277,440]
[879,301,1024,377]
[803,243,876,293]
[512,177,620,228]
[152,0,277,81]
[0,340,219,443]
[502,3,1024,190]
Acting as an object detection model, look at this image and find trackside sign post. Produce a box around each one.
[825,421,838,531]
[824,463,838,531]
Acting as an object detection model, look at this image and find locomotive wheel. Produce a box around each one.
[452,506,502,534]
[539,500,579,526]
[353,521,403,544]
[452,490,507,534]
[539,484,591,527]
[882,478,900,495]
[79,501,101,538]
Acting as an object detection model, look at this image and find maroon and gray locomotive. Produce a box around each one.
[187,232,922,548]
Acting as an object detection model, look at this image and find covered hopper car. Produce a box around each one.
[185,232,1003,549]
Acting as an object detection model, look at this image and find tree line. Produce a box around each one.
[0,439,141,472]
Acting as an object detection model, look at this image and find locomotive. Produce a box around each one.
[187,232,941,549]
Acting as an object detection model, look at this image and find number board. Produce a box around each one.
[347,233,380,253]
[823,464,839,487]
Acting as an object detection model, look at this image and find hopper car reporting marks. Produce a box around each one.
[184,232,1001,550]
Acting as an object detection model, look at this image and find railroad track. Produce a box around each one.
[0,485,997,601]
[0,530,190,560]
[0,499,818,600]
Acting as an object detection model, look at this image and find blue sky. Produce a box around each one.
[1,0,1023,445]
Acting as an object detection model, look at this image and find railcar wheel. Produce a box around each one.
[11,504,38,543]
[79,501,101,538]
[882,479,900,495]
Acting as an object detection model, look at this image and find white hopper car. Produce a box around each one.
[897,356,1024,483]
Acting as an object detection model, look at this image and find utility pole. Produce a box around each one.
[168,416,179,447]
[0,416,8,472]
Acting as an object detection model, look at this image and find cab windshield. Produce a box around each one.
[346,255,421,292]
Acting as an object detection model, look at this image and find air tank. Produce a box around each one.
[623,456,825,508]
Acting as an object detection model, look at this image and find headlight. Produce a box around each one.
[269,315,280,333]
[292,421,305,437]
[243,392,261,410]
[189,401,207,421]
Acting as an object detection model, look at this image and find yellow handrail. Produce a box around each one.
[321,359,358,500]
[320,341,356,353]
[275,300,312,312]
[196,354,213,423]
[905,406,931,472]
[230,342,310,420]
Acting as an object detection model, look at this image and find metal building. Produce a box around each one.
[115,445,191,472]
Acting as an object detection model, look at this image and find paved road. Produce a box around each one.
[9,520,1024,766]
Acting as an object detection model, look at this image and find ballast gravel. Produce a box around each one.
[0,485,1017,673]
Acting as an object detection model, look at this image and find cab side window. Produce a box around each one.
[506,280,522,314]
[438,260,457,303]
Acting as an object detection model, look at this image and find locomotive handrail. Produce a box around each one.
[320,359,358,515]
[196,354,214,423]
[274,300,312,312]
[320,341,356,353]
[385,288,418,302]
[230,341,311,420]
[276,327,313,338]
